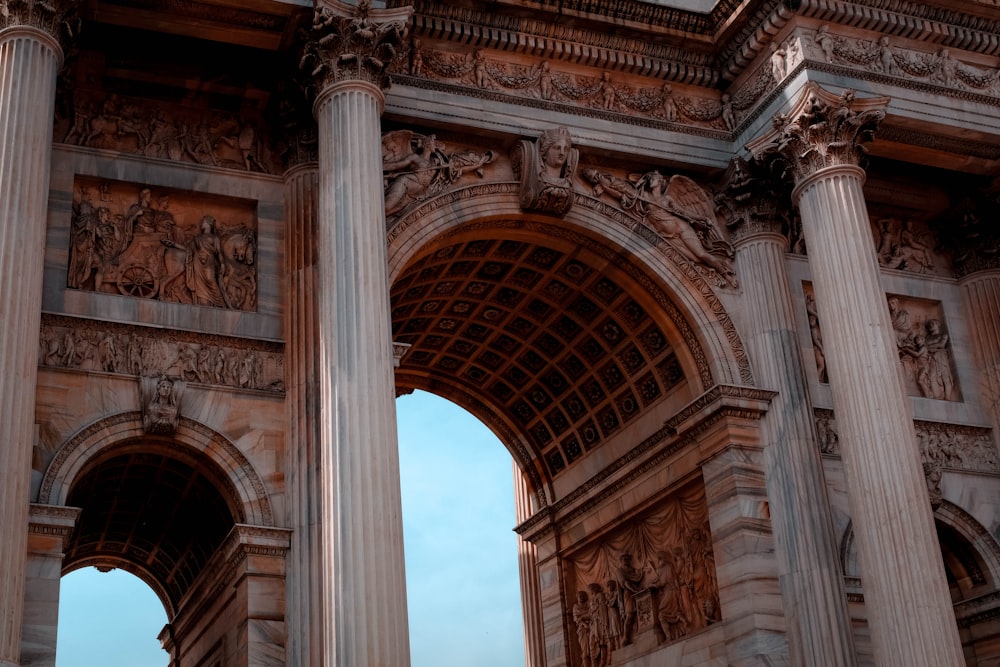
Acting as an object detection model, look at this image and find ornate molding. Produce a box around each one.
[798,1,1000,58]
[299,0,412,94]
[747,83,889,184]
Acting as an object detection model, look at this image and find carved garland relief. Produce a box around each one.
[68,177,258,311]
[810,25,1000,99]
[567,480,719,666]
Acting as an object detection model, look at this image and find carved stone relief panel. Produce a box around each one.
[806,25,1000,98]
[141,375,186,434]
[57,89,277,173]
[382,129,496,219]
[583,168,737,288]
[511,126,578,217]
[803,284,960,401]
[68,177,258,311]
[870,216,951,277]
[566,480,719,666]
[39,314,284,394]
[401,43,737,131]
[815,408,998,476]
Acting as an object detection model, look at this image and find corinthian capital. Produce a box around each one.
[747,83,889,184]
[716,156,793,245]
[0,0,79,44]
[299,0,412,93]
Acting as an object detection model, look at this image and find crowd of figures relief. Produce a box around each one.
[68,180,258,311]
[39,317,284,393]
[569,483,719,667]
[60,94,273,173]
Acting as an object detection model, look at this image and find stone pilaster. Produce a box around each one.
[283,161,323,666]
[0,5,72,664]
[749,83,965,667]
[304,2,413,665]
[689,387,786,666]
[724,162,857,666]
[20,505,79,667]
[513,464,545,667]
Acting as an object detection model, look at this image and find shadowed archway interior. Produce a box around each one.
[63,444,236,615]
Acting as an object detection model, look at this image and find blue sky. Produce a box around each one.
[56,390,525,666]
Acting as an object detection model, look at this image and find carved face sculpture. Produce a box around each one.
[157,379,173,399]
[542,137,570,170]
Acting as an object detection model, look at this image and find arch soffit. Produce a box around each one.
[37,411,274,527]
[387,183,753,391]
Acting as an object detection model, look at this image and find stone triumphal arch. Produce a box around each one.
[2,0,1000,665]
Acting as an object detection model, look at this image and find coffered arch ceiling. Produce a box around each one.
[391,218,718,498]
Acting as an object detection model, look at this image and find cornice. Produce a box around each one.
[401,3,718,85]
[797,0,1000,56]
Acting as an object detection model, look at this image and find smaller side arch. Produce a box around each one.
[37,411,273,527]
[840,500,1000,592]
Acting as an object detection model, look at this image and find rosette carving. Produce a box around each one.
[298,0,411,93]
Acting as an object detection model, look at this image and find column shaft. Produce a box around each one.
[513,464,545,667]
[0,27,61,667]
[961,272,1000,441]
[315,80,410,667]
[284,164,323,666]
[734,232,857,665]
[795,164,963,666]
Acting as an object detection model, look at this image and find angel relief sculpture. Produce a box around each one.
[381,130,495,217]
[582,169,737,287]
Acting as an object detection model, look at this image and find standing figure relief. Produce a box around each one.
[582,168,737,287]
[67,179,258,311]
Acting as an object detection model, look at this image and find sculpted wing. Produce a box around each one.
[666,174,733,258]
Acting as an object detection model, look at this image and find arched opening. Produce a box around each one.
[62,445,236,616]
[397,389,525,666]
[391,226,705,502]
[841,504,1000,666]
[38,416,287,667]
[56,568,168,666]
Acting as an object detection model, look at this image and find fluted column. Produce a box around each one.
[284,160,323,666]
[513,464,545,667]
[727,184,857,665]
[305,2,413,665]
[961,271,1000,448]
[749,83,963,666]
[0,6,70,665]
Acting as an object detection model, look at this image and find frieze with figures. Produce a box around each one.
[58,93,276,174]
[809,25,1000,99]
[567,480,719,666]
[403,44,739,132]
[814,408,998,475]
[39,315,284,394]
[68,177,258,311]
